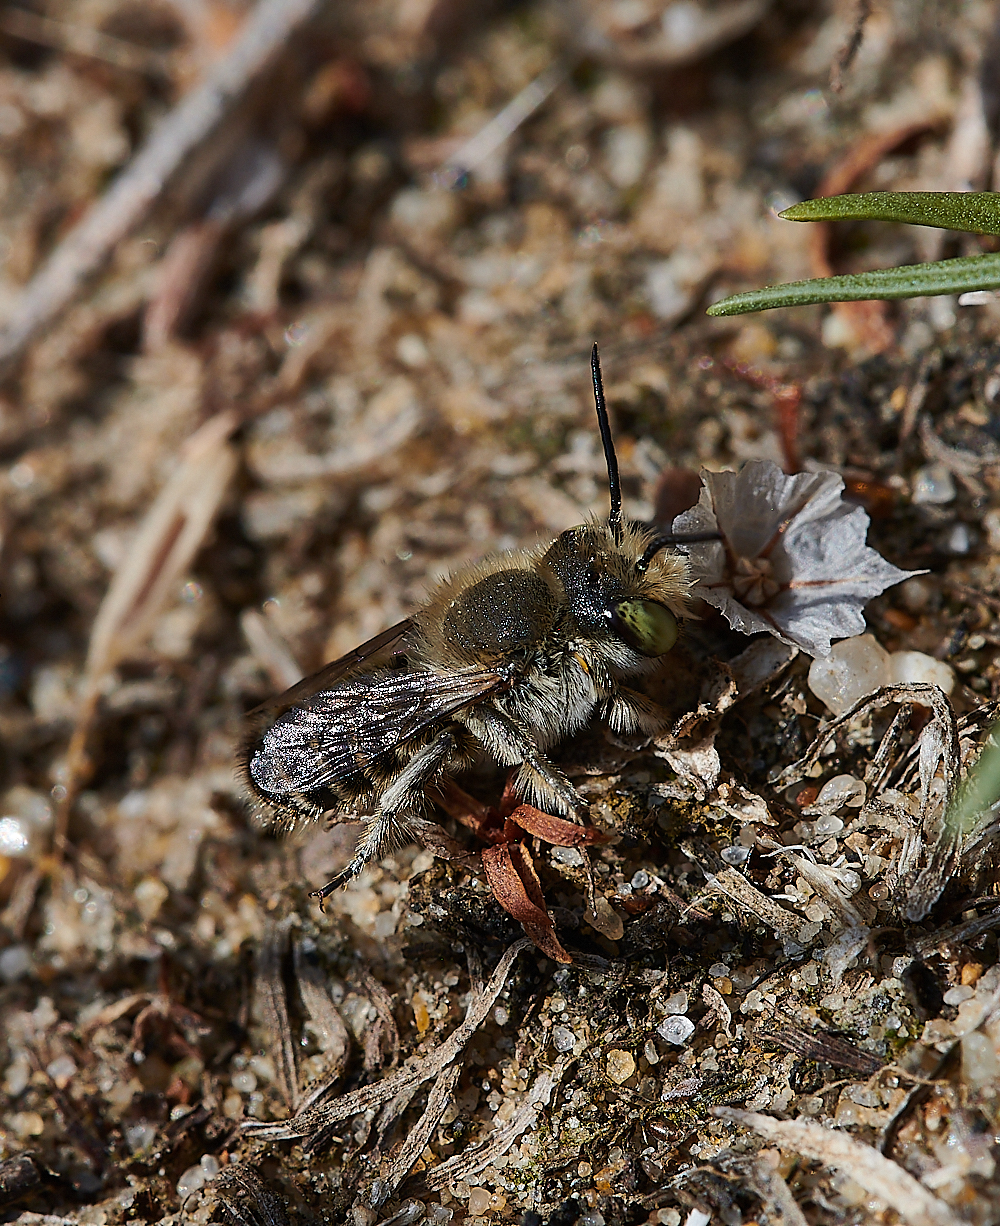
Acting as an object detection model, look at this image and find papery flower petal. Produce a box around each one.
[674,461,923,658]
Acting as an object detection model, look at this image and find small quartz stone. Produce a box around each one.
[888,651,955,695]
[911,463,956,505]
[807,634,891,715]
[584,896,624,940]
[552,1025,575,1053]
[815,774,866,810]
[961,1031,1000,1091]
[467,1189,491,1217]
[657,1015,695,1046]
[606,1049,636,1084]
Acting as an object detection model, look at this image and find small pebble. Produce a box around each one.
[815,774,866,810]
[552,1025,575,1053]
[605,1049,636,1084]
[662,990,688,1013]
[0,945,32,982]
[125,1122,157,1153]
[176,1164,206,1198]
[807,634,890,715]
[584,896,624,940]
[889,650,955,695]
[657,1015,695,1046]
[911,463,956,505]
[467,1189,491,1217]
[961,1031,1000,1091]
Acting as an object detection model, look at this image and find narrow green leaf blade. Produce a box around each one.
[779,191,1000,235]
[706,253,1000,316]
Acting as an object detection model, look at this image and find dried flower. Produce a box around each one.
[674,461,922,657]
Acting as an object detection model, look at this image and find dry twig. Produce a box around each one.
[714,1107,964,1226]
[243,940,530,1146]
[0,0,325,372]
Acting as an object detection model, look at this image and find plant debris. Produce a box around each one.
[4,2,1000,1225]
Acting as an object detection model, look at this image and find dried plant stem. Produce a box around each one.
[0,0,324,372]
[715,1108,964,1226]
[243,940,530,1144]
[830,0,873,93]
[0,6,169,74]
[53,412,238,862]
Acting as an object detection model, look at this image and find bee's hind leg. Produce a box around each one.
[310,728,460,900]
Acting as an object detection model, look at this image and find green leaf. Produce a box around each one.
[779,191,1000,235]
[943,721,1000,843]
[706,252,1000,316]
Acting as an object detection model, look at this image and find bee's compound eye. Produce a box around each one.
[612,599,678,656]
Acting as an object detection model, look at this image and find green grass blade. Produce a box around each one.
[706,252,1000,316]
[780,191,1000,235]
[943,721,1000,843]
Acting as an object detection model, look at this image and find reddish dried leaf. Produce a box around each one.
[482,843,571,964]
[434,778,502,839]
[506,804,610,848]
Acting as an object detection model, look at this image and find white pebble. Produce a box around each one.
[657,1015,695,1046]
[911,463,956,504]
[389,188,459,240]
[199,1154,220,1179]
[662,990,688,1014]
[816,774,866,810]
[552,1025,575,1052]
[984,508,1000,551]
[176,1164,206,1198]
[962,1031,1000,1091]
[807,634,891,715]
[45,1055,76,1085]
[125,1122,157,1153]
[946,523,972,554]
[0,945,32,982]
[888,651,955,695]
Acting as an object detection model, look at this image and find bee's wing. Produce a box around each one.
[248,662,505,799]
[248,619,414,719]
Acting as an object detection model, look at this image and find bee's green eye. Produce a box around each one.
[611,600,678,657]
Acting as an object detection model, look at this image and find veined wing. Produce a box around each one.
[249,620,414,719]
[248,664,504,799]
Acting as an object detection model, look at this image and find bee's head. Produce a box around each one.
[542,521,688,658]
[540,344,689,659]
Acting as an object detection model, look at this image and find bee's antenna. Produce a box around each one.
[591,343,622,544]
[636,530,721,573]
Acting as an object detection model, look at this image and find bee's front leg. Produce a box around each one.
[462,705,585,819]
[603,687,671,736]
[312,727,460,899]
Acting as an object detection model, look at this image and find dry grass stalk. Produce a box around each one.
[361,1064,462,1210]
[243,940,530,1145]
[53,411,237,855]
[293,940,350,1105]
[0,7,170,75]
[714,1107,965,1226]
[0,0,324,371]
[419,1059,567,1191]
[241,610,304,691]
[256,918,300,1112]
[741,1156,809,1226]
[213,1164,290,1226]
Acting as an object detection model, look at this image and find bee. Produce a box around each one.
[243,345,711,898]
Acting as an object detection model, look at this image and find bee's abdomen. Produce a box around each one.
[443,569,556,654]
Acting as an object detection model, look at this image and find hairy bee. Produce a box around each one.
[244,346,709,897]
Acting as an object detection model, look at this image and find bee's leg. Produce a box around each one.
[463,707,584,818]
[311,729,459,899]
[604,687,670,735]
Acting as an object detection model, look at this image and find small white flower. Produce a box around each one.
[674,461,923,658]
